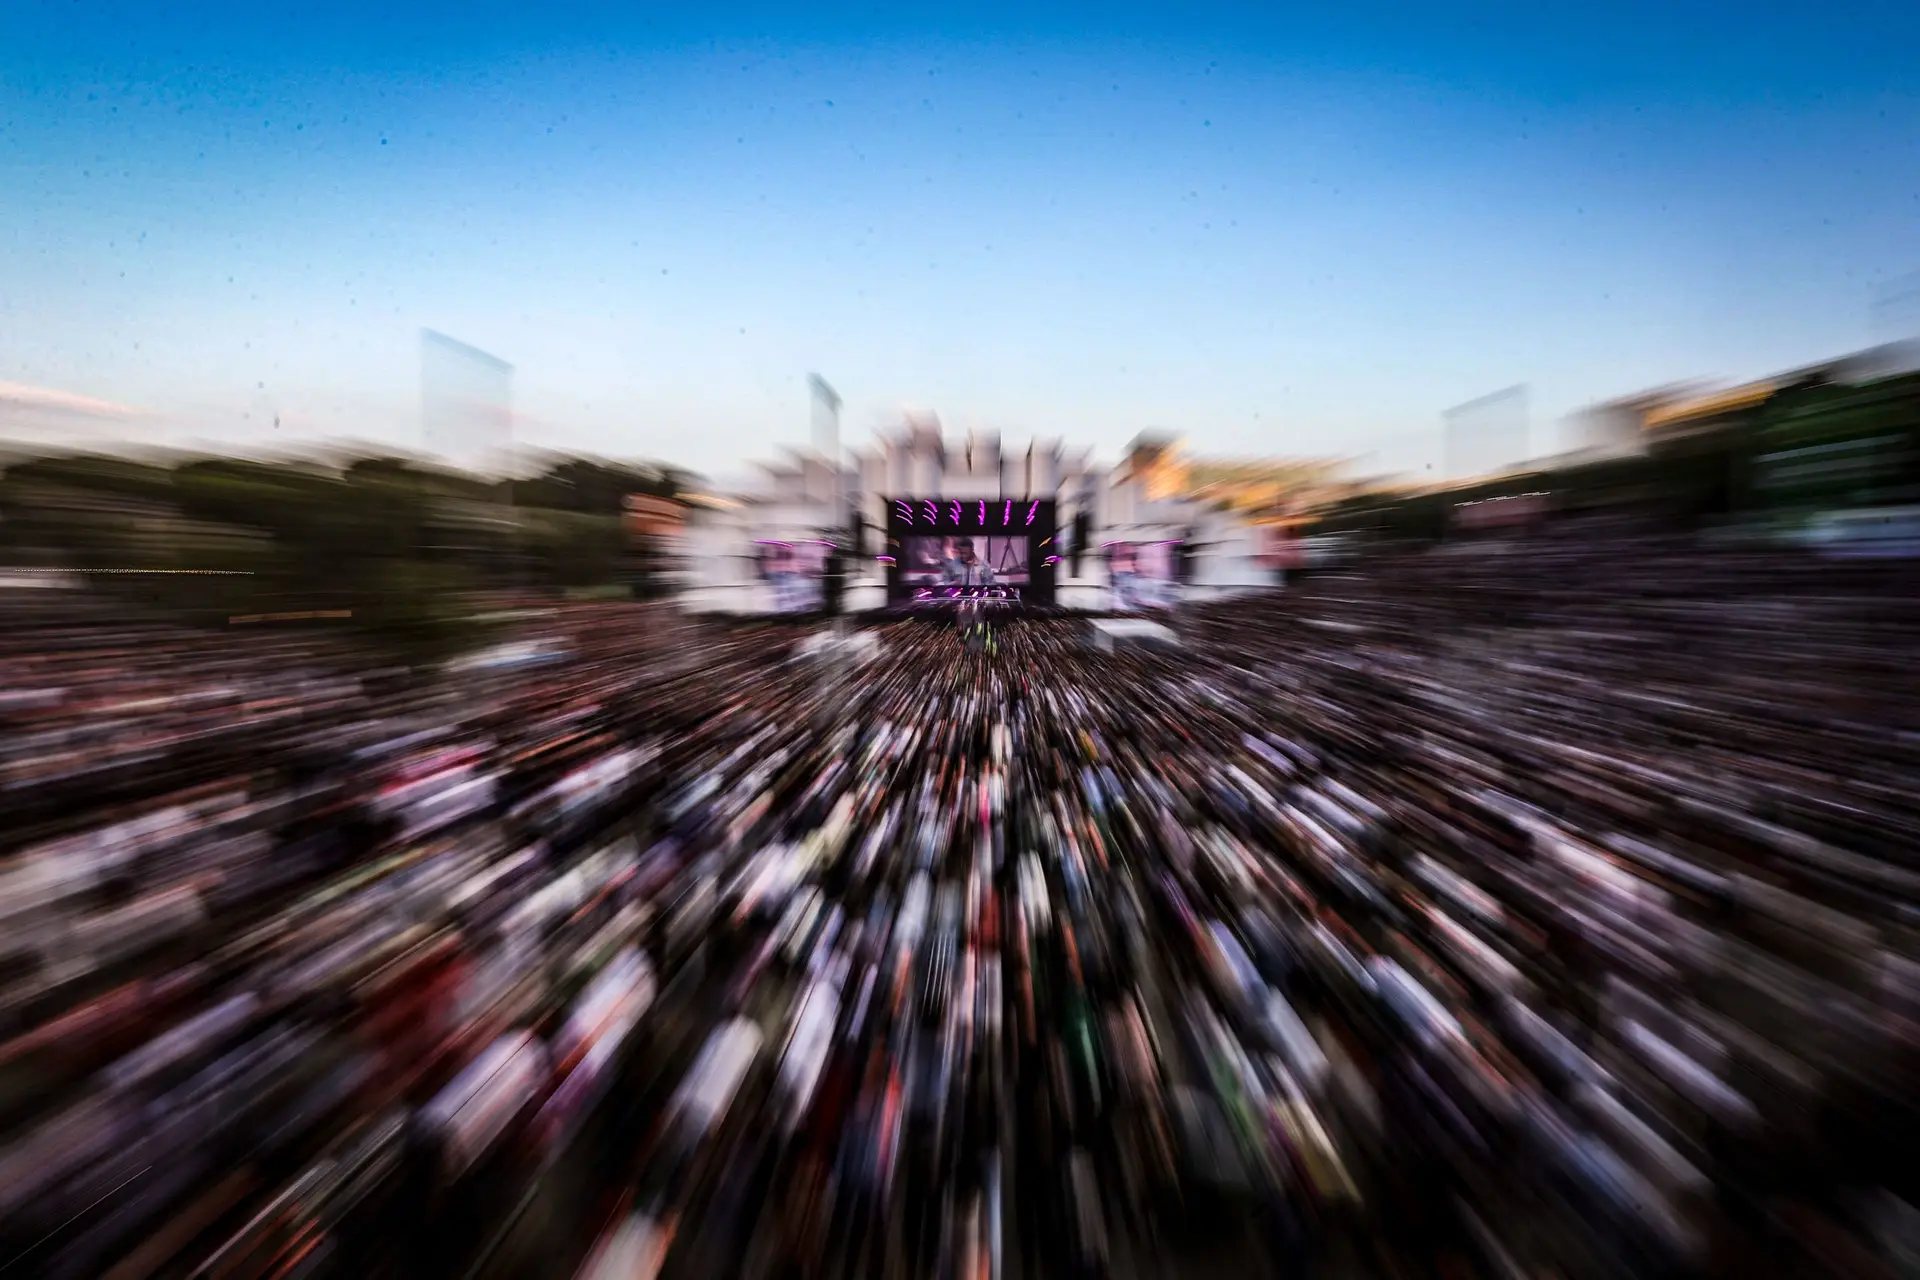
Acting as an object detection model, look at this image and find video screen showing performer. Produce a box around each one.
[901,536,1029,587]
[758,542,828,612]
[1110,541,1179,610]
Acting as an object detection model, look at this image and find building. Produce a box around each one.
[1113,433,1347,517]
[1564,387,1695,456]
[1444,386,1531,481]
[1643,382,1778,441]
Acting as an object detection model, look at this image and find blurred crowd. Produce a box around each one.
[0,530,1916,1279]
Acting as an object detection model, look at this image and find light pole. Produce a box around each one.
[1871,271,1920,346]
[810,374,848,628]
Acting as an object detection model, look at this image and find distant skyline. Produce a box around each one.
[4,1,1917,479]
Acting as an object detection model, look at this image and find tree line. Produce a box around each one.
[0,451,692,659]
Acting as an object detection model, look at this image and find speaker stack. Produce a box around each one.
[822,545,845,616]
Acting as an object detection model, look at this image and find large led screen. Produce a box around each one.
[1109,541,1180,610]
[900,535,1030,586]
[757,541,829,612]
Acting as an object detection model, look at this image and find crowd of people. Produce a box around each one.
[0,527,1915,1279]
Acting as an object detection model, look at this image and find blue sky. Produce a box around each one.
[3,1,1917,477]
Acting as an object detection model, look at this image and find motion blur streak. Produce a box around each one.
[0,517,1916,1279]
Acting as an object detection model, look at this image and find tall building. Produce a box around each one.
[420,330,514,474]
[1444,385,1531,481]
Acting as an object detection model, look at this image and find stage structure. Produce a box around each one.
[678,412,1279,617]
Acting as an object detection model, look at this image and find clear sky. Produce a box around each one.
[3,0,1917,478]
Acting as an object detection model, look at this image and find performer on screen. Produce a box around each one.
[939,537,995,587]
